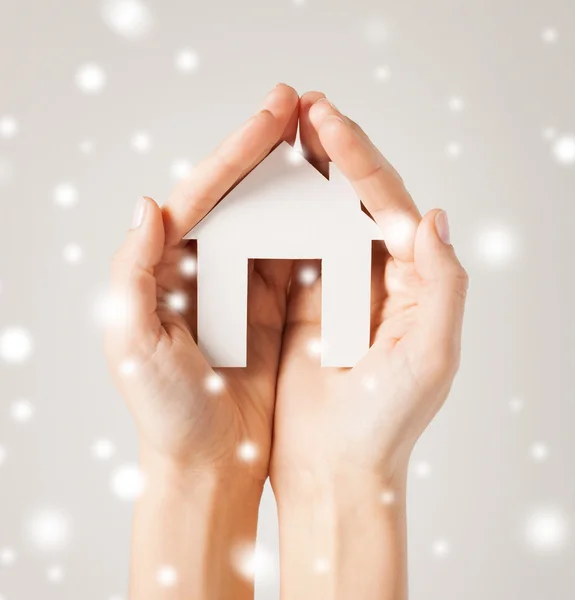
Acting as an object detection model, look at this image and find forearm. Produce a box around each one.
[130,448,263,600]
[275,469,408,600]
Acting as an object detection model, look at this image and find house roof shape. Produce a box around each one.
[184,141,382,256]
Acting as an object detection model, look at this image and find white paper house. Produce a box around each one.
[184,141,383,368]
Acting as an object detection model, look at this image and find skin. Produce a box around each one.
[271,93,468,598]
[105,85,468,599]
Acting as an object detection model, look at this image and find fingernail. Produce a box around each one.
[131,197,146,230]
[315,97,339,111]
[435,210,451,245]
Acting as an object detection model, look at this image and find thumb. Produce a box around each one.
[411,209,469,379]
[106,196,165,359]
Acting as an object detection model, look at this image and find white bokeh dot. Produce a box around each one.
[10,399,35,423]
[76,63,107,94]
[380,489,396,505]
[101,0,153,39]
[541,27,559,44]
[91,438,116,460]
[157,565,178,587]
[432,539,451,557]
[205,373,224,394]
[170,158,193,180]
[0,547,16,567]
[0,326,34,364]
[530,442,549,462]
[525,508,570,553]
[62,243,83,264]
[237,441,258,463]
[53,182,79,209]
[180,256,197,277]
[509,397,524,412]
[413,461,431,479]
[0,445,6,466]
[446,142,462,158]
[361,374,378,391]
[166,291,188,313]
[26,509,72,551]
[131,131,152,153]
[175,49,200,73]
[47,565,64,583]
[0,115,19,139]
[307,337,322,358]
[552,135,575,165]
[111,463,146,501]
[298,265,319,285]
[448,96,464,112]
[79,139,95,153]
[373,65,391,82]
[476,224,517,268]
[313,557,330,573]
[231,542,277,585]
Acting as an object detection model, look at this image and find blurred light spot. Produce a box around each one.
[101,0,153,39]
[362,374,378,391]
[237,441,258,463]
[313,557,330,573]
[180,256,197,277]
[381,214,416,255]
[79,140,94,153]
[525,508,570,553]
[448,96,464,112]
[530,442,549,462]
[110,463,146,500]
[432,539,451,557]
[380,489,396,505]
[93,291,128,328]
[541,27,559,43]
[53,182,78,208]
[445,142,462,158]
[47,565,64,583]
[0,326,33,363]
[26,509,72,551]
[157,565,178,587]
[119,358,139,376]
[205,373,224,394]
[170,158,193,180]
[0,445,6,466]
[509,397,524,412]
[287,147,305,164]
[552,135,575,165]
[307,338,322,358]
[298,265,319,285]
[10,399,34,423]
[373,65,391,82]
[131,131,152,153]
[0,547,16,567]
[413,461,431,479]
[166,291,188,312]
[0,115,18,139]
[175,49,200,73]
[475,224,517,268]
[76,63,107,94]
[91,438,116,460]
[63,243,83,264]
[231,541,277,584]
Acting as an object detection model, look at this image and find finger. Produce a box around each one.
[308,97,421,262]
[106,197,165,358]
[286,260,322,326]
[299,91,330,177]
[163,83,299,245]
[411,209,469,378]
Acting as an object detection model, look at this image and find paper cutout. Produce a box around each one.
[184,141,383,367]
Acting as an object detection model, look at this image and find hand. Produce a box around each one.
[104,84,299,599]
[271,93,468,599]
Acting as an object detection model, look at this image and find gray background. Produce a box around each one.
[1,0,574,598]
